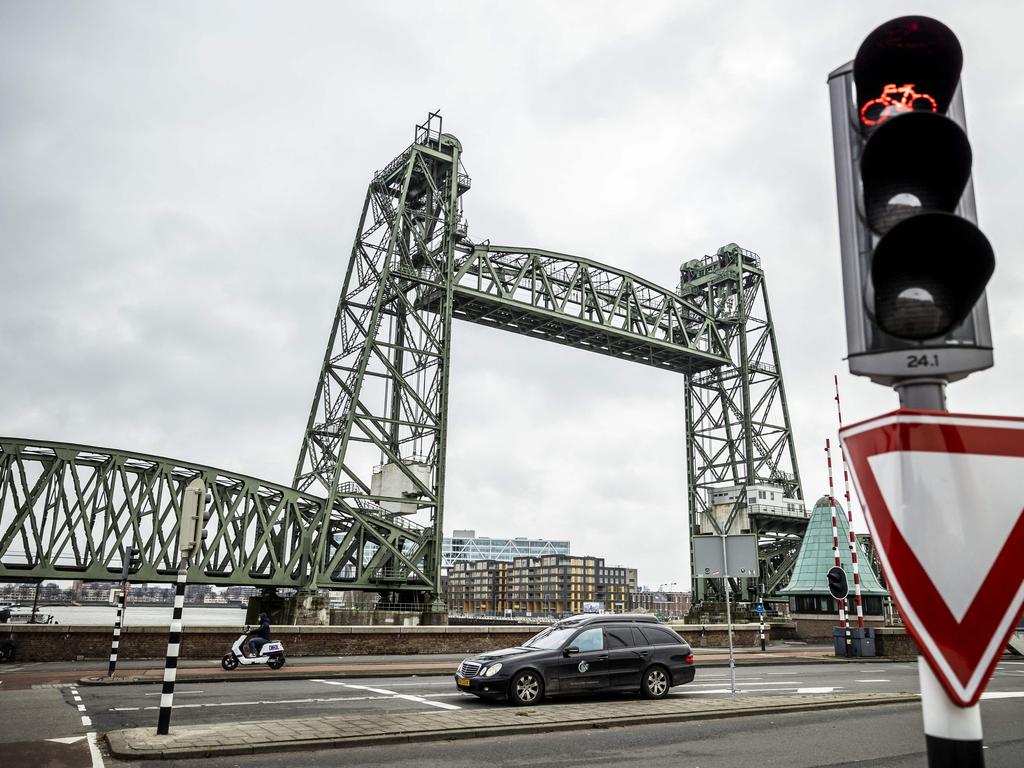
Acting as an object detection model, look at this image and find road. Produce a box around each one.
[2,659,1023,766]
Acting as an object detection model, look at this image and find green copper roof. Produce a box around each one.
[779,496,889,596]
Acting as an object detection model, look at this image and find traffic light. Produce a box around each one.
[828,16,994,384]
[178,478,210,558]
[826,566,849,601]
[120,546,141,580]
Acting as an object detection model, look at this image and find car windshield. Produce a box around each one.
[523,626,578,650]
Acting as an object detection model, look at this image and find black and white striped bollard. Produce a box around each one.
[156,558,188,735]
[107,584,127,677]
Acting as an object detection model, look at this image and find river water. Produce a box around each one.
[22,605,249,627]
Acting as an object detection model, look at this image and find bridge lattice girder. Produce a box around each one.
[0,439,428,588]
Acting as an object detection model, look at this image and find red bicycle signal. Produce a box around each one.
[860,83,938,126]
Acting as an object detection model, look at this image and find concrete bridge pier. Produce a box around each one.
[246,591,331,627]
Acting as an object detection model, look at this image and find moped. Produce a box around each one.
[221,627,286,670]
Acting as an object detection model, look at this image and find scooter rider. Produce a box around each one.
[247,612,271,657]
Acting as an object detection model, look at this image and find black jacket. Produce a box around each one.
[252,618,271,640]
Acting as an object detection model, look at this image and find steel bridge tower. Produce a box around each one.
[1,114,805,611]
[681,246,805,601]
[292,114,468,611]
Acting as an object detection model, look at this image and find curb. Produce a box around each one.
[104,693,920,760]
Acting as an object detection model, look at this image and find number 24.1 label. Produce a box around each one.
[906,354,940,368]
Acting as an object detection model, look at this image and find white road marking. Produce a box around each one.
[87,731,105,768]
[856,679,891,683]
[108,692,466,712]
[797,687,838,694]
[692,681,802,687]
[47,736,86,744]
[81,715,92,726]
[77,704,86,711]
[682,686,821,695]
[981,691,1024,699]
[73,695,82,702]
[315,681,461,710]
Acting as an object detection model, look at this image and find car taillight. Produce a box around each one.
[685,654,694,664]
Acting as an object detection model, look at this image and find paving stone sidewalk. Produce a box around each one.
[106,691,919,760]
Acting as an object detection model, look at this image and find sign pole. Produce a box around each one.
[826,440,852,656]
[896,380,984,767]
[156,478,205,736]
[107,548,132,677]
[720,534,737,695]
[757,585,766,652]
[835,375,866,631]
[156,556,188,735]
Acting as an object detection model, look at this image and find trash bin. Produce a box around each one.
[833,626,876,657]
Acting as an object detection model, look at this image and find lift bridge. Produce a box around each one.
[0,114,805,612]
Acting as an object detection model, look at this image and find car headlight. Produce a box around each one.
[484,663,502,677]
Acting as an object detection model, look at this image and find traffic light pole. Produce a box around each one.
[899,379,984,768]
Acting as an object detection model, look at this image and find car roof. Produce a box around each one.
[555,613,661,628]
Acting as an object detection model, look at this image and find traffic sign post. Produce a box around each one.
[829,14,1006,767]
[841,410,1024,764]
[158,478,209,735]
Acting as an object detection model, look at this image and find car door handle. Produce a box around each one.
[598,654,608,661]
[636,650,650,657]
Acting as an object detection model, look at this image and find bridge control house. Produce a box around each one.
[778,496,889,638]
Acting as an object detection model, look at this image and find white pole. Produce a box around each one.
[918,657,985,766]
[721,534,736,695]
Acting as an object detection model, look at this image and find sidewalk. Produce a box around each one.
[106,690,920,760]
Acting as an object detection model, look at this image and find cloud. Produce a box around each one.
[2,2,1021,590]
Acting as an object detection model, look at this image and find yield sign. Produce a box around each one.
[840,409,1024,707]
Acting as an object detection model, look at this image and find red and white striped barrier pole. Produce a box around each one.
[826,439,851,656]
[834,375,865,631]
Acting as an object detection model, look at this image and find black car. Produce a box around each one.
[454,614,695,705]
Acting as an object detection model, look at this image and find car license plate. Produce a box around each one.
[457,677,470,687]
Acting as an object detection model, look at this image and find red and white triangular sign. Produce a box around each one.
[840,409,1024,707]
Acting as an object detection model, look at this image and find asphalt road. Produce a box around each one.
[3,660,1024,766]
[75,660,1024,733]
[105,700,1024,768]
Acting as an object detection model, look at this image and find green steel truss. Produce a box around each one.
[682,244,805,599]
[0,439,317,585]
[448,246,730,375]
[1,117,803,602]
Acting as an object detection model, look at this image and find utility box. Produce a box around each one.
[834,626,876,657]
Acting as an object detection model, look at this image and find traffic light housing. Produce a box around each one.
[827,566,850,601]
[829,16,994,384]
[178,478,210,558]
[120,546,141,580]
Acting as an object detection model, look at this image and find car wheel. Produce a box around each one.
[0,641,14,663]
[641,665,670,699]
[267,656,285,670]
[221,654,239,671]
[508,669,543,706]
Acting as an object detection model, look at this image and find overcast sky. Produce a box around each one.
[2,2,1021,591]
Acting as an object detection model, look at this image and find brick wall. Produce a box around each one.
[2,622,777,661]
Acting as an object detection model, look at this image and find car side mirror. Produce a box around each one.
[564,645,580,656]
